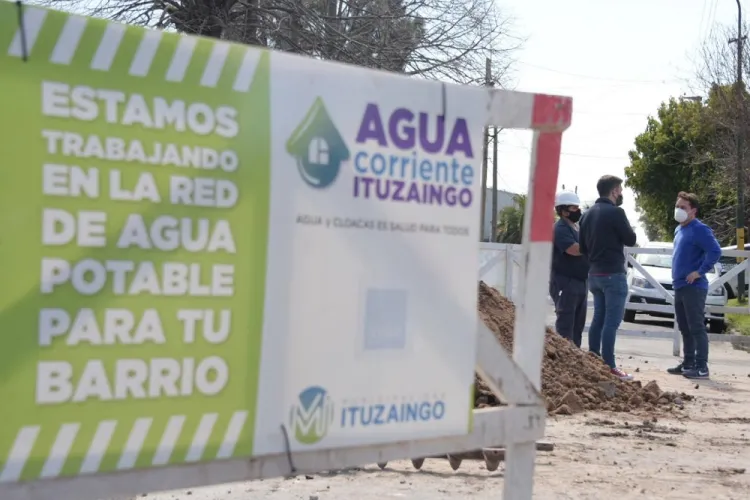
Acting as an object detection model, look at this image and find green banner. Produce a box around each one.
[0,3,270,481]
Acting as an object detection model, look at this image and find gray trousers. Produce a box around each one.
[674,285,709,367]
[550,274,588,348]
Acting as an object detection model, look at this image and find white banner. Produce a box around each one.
[253,53,486,453]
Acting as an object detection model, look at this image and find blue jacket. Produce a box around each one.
[672,219,721,290]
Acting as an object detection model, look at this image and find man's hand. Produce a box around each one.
[686,271,701,284]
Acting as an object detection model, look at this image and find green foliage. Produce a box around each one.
[624,97,725,242]
[624,83,750,245]
[495,194,526,244]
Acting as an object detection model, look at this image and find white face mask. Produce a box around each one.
[674,207,688,223]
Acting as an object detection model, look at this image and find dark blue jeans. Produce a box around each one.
[674,285,709,367]
[588,273,628,369]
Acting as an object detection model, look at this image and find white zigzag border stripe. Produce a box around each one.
[80,420,117,474]
[91,23,126,71]
[217,410,248,458]
[166,36,197,83]
[40,423,79,478]
[129,30,162,77]
[152,415,185,466]
[49,15,87,65]
[200,42,230,88]
[7,7,47,58]
[6,7,262,92]
[233,49,261,92]
[185,413,218,462]
[0,411,249,482]
[0,427,40,483]
[117,418,152,470]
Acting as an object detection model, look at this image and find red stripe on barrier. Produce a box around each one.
[529,132,562,242]
[531,94,573,131]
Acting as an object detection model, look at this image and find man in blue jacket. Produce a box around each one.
[579,175,637,381]
[667,191,721,379]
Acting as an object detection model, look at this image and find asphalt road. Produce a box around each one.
[546,297,676,335]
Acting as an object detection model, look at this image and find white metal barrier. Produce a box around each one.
[491,244,750,358]
[0,4,572,500]
[479,242,523,303]
[623,246,750,355]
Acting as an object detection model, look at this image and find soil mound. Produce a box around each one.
[475,281,692,415]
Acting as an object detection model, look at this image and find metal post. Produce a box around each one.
[730,0,746,301]
[672,318,681,357]
[479,58,491,242]
[491,128,499,242]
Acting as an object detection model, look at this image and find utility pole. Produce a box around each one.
[479,58,491,242]
[729,0,747,301]
[491,127,499,242]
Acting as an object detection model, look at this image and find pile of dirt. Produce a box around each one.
[475,281,693,415]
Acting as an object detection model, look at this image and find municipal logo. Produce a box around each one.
[289,386,335,444]
[286,98,350,189]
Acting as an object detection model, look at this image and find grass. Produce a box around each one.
[726,299,750,336]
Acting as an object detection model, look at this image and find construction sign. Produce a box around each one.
[0,3,484,484]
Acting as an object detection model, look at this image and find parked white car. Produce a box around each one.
[625,242,726,333]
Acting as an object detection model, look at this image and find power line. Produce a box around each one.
[487,132,521,192]
[560,151,628,160]
[707,0,719,36]
[518,62,681,85]
[574,109,653,117]
[500,142,627,161]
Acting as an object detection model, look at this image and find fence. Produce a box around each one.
[482,243,750,356]
[623,246,750,355]
[0,4,573,499]
[479,242,524,303]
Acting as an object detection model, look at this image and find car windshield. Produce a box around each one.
[637,253,673,269]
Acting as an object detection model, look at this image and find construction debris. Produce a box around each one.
[476,281,694,415]
[370,282,694,473]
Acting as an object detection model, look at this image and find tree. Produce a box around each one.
[42,0,521,85]
[694,22,750,95]
[689,22,750,244]
[495,194,525,244]
[624,97,721,242]
[624,90,740,245]
[638,208,662,242]
[627,20,750,246]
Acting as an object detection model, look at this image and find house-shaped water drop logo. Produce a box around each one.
[286,97,350,189]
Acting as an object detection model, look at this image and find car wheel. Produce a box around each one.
[624,310,636,323]
[709,320,725,334]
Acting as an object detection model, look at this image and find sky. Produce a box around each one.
[492,0,744,242]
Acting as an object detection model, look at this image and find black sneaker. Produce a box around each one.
[667,362,693,375]
[683,365,709,379]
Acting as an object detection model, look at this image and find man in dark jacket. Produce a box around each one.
[550,190,589,348]
[579,175,637,381]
